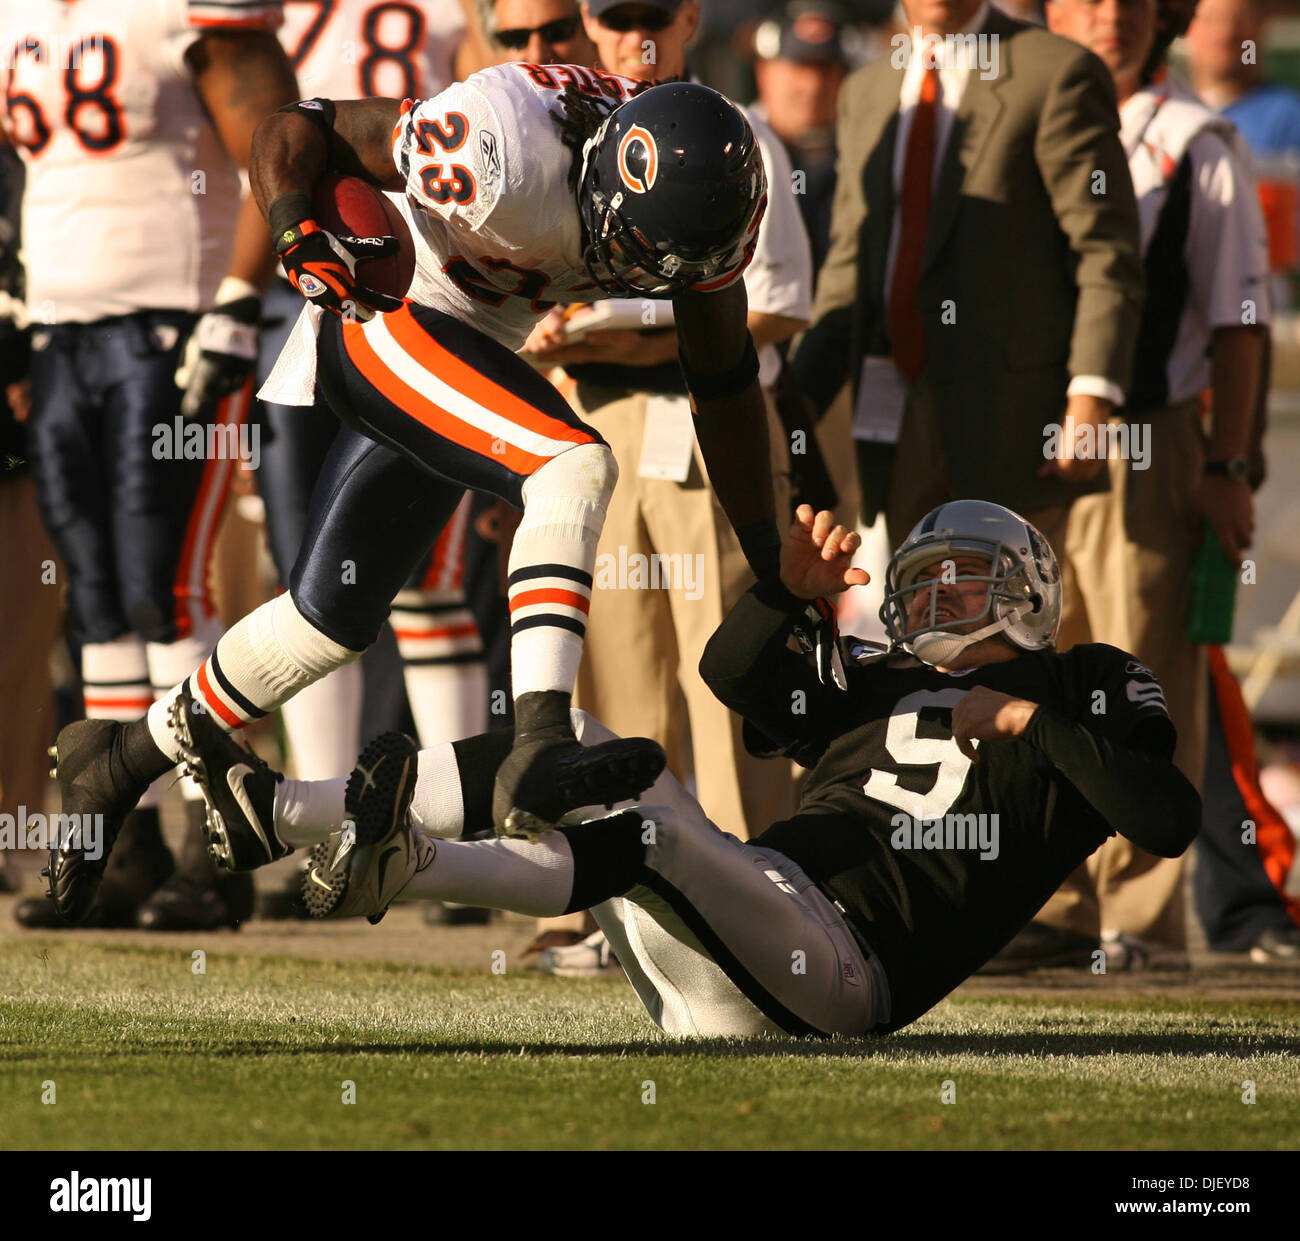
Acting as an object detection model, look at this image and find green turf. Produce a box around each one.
[1,939,1296,1150]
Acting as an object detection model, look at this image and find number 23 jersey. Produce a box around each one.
[389,61,645,352]
[0,0,282,321]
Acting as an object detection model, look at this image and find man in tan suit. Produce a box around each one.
[792,0,1145,568]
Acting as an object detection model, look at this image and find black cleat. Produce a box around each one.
[169,686,289,872]
[136,873,254,931]
[302,732,427,923]
[46,721,155,922]
[491,733,666,839]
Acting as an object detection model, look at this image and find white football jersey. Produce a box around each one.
[279,0,463,103]
[391,61,648,352]
[0,0,281,323]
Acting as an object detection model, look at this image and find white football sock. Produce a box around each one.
[273,776,349,847]
[146,593,361,761]
[83,634,161,808]
[507,443,615,698]
[279,660,362,780]
[392,588,488,745]
[399,833,573,917]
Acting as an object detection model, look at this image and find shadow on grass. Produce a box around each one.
[31,1029,1294,1061]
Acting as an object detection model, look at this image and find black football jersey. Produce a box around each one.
[718,600,1182,1033]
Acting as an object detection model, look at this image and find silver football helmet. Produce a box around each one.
[879,500,1062,666]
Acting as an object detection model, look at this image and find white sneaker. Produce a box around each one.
[1100,930,1189,972]
[302,732,432,923]
[533,929,621,977]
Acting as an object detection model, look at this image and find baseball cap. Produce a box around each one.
[754,1,848,65]
[585,0,683,18]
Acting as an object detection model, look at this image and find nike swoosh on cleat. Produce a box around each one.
[308,870,335,891]
[226,764,275,862]
[331,823,356,871]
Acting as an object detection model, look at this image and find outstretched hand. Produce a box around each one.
[780,505,871,600]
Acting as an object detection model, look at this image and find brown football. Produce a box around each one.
[311,173,416,301]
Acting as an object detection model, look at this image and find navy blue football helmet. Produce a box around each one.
[577,81,767,297]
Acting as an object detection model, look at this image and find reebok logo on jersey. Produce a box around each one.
[1126,680,1168,712]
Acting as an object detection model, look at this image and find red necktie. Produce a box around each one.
[889,67,938,384]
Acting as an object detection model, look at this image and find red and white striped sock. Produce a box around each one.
[83,634,162,809]
[507,444,614,698]
[392,588,488,745]
[146,593,362,762]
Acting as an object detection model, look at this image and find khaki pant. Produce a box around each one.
[572,383,795,842]
[1036,403,1207,948]
[878,395,1205,948]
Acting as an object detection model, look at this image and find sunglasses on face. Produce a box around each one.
[597,8,676,32]
[494,15,581,49]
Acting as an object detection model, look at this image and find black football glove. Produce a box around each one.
[275,218,403,321]
[176,287,261,420]
[791,595,848,691]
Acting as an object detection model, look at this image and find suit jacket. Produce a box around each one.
[793,8,1145,520]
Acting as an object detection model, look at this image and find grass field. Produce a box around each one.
[2,937,1297,1150]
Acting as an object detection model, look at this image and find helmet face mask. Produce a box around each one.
[576,82,767,298]
[879,502,1061,665]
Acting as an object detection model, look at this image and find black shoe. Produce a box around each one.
[423,902,493,926]
[18,806,174,929]
[256,866,311,921]
[45,719,156,922]
[137,872,254,931]
[1249,925,1300,963]
[16,894,137,929]
[976,923,1099,974]
[169,686,289,871]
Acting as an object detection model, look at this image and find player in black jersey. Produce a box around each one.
[173,500,1200,1036]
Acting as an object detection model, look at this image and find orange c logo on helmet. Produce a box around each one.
[616,125,658,194]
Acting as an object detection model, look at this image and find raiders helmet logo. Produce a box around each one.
[616,125,658,194]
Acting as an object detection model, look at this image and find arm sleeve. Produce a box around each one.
[699,578,851,763]
[1186,129,1271,330]
[1020,706,1200,856]
[789,73,867,415]
[1033,46,1144,392]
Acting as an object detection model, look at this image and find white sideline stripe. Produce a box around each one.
[363,316,578,458]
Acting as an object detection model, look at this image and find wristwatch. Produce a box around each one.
[1205,456,1249,483]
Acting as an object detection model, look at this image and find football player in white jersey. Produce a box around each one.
[256,1,471,781]
[250,1,476,923]
[44,63,781,923]
[1,0,298,928]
